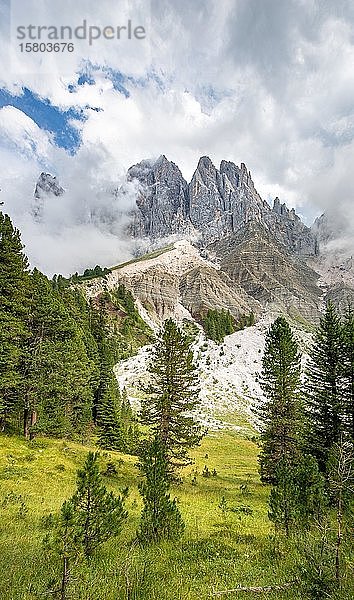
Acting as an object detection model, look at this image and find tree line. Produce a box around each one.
[0,212,147,449]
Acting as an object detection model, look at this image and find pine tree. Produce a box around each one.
[70,452,128,557]
[137,436,185,545]
[96,376,125,451]
[258,317,303,484]
[268,457,299,536]
[305,301,345,472]
[0,213,30,431]
[139,318,203,476]
[44,500,81,600]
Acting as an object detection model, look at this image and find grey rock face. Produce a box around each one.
[129,155,317,256]
[33,172,64,220]
[128,155,191,239]
[34,172,64,199]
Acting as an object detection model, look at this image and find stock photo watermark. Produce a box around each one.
[9,0,151,73]
[16,19,146,52]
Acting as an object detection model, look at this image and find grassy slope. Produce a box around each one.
[0,431,306,600]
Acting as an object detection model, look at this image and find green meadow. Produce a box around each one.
[0,431,350,600]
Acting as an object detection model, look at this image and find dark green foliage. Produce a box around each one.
[70,452,128,557]
[305,301,345,472]
[202,465,211,478]
[0,212,30,430]
[203,309,234,343]
[23,268,95,439]
[258,317,303,484]
[342,307,354,440]
[268,455,326,536]
[139,318,203,475]
[137,437,185,545]
[52,265,111,289]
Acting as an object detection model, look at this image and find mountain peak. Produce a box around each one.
[129,155,317,256]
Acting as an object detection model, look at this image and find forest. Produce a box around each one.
[1,211,354,600]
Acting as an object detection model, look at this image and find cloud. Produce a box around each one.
[1,0,354,269]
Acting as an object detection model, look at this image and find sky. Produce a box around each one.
[0,0,354,275]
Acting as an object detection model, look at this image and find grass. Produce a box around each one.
[110,244,174,271]
[0,431,350,599]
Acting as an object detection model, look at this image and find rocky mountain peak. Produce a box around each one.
[129,155,317,256]
[32,172,64,221]
[34,172,64,199]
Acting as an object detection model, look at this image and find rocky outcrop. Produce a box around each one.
[32,172,64,220]
[128,155,317,256]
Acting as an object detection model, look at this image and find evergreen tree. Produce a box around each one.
[137,436,185,544]
[342,307,354,440]
[96,375,125,450]
[70,452,128,557]
[268,455,326,536]
[305,301,345,472]
[258,317,303,484]
[0,213,30,431]
[90,305,125,450]
[268,457,299,536]
[44,500,81,600]
[23,269,94,438]
[139,318,203,476]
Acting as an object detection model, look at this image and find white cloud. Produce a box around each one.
[1,0,354,269]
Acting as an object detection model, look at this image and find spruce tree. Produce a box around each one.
[305,301,345,472]
[342,307,354,440]
[70,452,128,557]
[0,213,30,431]
[23,269,94,438]
[91,306,125,450]
[137,436,185,544]
[258,317,303,484]
[139,318,202,476]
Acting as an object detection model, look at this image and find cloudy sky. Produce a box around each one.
[0,0,354,275]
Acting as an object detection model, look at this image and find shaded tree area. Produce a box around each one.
[203,308,255,343]
[0,212,145,446]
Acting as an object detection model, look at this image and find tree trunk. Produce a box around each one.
[29,410,37,440]
[60,556,69,600]
[23,407,29,439]
[336,493,342,583]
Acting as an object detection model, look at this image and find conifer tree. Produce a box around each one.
[139,318,202,476]
[23,269,94,438]
[96,376,125,450]
[90,305,125,450]
[305,301,345,472]
[0,213,30,430]
[342,307,354,440]
[70,452,128,557]
[137,436,185,544]
[258,317,303,483]
[268,455,326,536]
[44,500,81,600]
